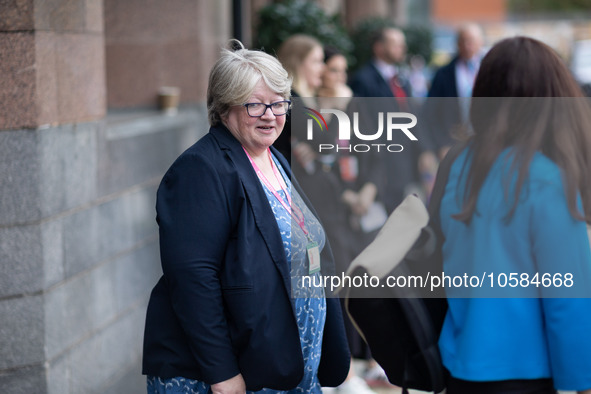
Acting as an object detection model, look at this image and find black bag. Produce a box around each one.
[343,143,465,393]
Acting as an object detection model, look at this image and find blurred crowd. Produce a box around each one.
[269,24,591,394]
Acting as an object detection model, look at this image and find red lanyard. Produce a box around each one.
[243,147,309,237]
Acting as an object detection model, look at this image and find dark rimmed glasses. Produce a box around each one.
[243,101,291,117]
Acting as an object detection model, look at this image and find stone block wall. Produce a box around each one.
[0,0,229,392]
[0,108,208,393]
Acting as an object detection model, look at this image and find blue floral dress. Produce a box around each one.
[147,154,327,394]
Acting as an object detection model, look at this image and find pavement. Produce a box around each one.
[323,360,577,394]
[321,359,427,394]
[373,388,423,394]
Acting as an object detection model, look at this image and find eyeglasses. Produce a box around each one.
[242,101,291,117]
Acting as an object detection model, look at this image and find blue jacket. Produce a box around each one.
[439,147,591,390]
[142,124,350,391]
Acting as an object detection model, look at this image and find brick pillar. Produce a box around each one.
[104,0,230,108]
[0,0,106,130]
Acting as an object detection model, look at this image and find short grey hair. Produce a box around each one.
[207,40,292,126]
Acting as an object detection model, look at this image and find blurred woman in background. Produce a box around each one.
[273,34,325,161]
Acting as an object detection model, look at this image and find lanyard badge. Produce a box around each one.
[244,147,321,274]
[307,242,320,274]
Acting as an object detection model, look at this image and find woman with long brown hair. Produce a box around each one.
[439,36,591,393]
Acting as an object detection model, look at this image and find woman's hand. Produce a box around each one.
[342,183,377,217]
[356,183,377,215]
[211,374,246,394]
[577,389,591,394]
[342,189,362,215]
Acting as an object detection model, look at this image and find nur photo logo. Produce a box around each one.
[304,107,419,153]
[304,107,328,132]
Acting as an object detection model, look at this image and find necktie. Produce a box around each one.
[389,75,408,110]
[389,75,407,98]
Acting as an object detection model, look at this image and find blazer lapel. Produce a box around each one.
[210,126,293,297]
[449,57,459,97]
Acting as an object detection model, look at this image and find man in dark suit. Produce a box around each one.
[426,23,484,158]
[350,27,411,99]
[338,29,418,387]
[349,28,421,214]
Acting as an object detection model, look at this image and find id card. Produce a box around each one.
[307,242,321,274]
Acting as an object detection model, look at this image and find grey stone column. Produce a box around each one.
[0,108,208,394]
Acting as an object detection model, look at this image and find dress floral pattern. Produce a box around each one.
[147,153,327,394]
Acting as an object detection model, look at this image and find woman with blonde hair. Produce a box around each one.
[278,34,325,99]
[272,34,325,162]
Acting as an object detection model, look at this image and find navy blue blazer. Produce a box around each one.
[349,62,424,213]
[142,124,350,391]
[349,62,411,98]
[428,56,459,98]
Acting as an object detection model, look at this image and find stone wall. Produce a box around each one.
[0,108,208,393]
[0,0,228,392]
